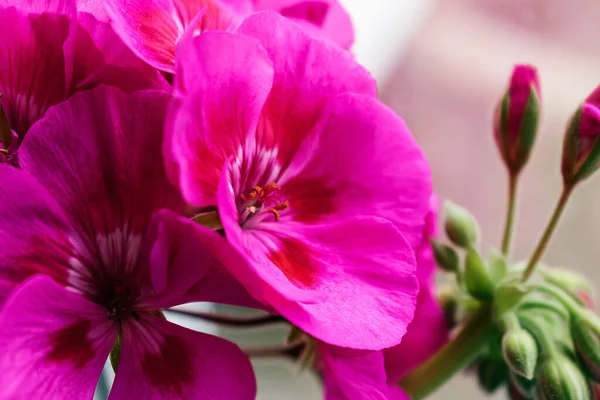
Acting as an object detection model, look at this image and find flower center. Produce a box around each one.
[239,182,289,224]
[102,280,140,321]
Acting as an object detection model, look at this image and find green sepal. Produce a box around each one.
[464,247,494,301]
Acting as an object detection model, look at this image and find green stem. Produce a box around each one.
[536,283,583,314]
[399,306,494,399]
[501,174,519,256]
[521,185,574,282]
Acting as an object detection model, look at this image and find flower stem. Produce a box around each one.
[521,185,574,282]
[501,174,519,256]
[399,305,495,399]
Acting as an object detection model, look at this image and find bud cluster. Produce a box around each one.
[433,199,600,399]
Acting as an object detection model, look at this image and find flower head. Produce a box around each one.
[0,0,166,144]
[0,86,256,399]
[105,0,353,73]
[167,12,432,349]
[494,64,541,174]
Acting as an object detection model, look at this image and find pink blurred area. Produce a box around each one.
[382,0,600,273]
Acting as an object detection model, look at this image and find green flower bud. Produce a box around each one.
[502,328,539,379]
[571,310,600,382]
[536,354,591,400]
[477,358,508,394]
[444,201,479,248]
[431,239,459,273]
[465,247,494,301]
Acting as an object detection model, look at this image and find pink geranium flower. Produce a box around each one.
[0,86,256,399]
[105,0,353,73]
[0,0,166,143]
[317,198,448,400]
[167,12,432,349]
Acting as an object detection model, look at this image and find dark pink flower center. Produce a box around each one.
[238,182,289,224]
[98,279,141,321]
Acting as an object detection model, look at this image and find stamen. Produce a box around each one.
[240,183,288,223]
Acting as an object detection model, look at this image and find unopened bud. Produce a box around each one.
[562,90,600,185]
[465,247,494,301]
[477,358,508,394]
[494,64,541,174]
[444,201,479,248]
[571,310,600,382]
[536,354,591,400]
[502,328,538,379]
[431,239,459,273]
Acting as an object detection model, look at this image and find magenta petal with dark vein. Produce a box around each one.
[110,314,256,400]
[0,276,117,400]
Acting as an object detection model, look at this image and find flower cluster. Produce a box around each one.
[0,1,445,399]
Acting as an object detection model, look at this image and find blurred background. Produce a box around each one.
[96,1,600,398]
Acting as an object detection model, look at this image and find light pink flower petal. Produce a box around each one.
[281,93,432,249]
[0,166,73,305]
[64,12,169,95]
[169,30,274,205]
[236,11,375,166]
[19,87,183,241]
[319,344,389,400]
[220,166,419,348]
[0,275,116,399]
[0,8,70,134]
[110,314,256,400]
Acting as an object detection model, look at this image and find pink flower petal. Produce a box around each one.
[105,0,185,72]
[319,344,389,400]
[64,12,169,95]
[110,314,256,399]
[388,386,411,400]
[0,166,73,305]
[0,8,70,134]
[281,92,432,249]
[138,209,262,310]
[0,0,76,14]
[220,167,419,349]
[384,198,448,382]
[0,275,116,399]
[237,11,375,166]
[19,86,183,239]
[257,0,354,49]
[169,30,274,205]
